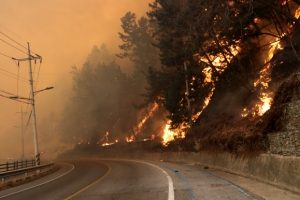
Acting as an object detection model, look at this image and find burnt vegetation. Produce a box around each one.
[59,0,300,156]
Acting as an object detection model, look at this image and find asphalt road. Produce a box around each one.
[0,159,262,200]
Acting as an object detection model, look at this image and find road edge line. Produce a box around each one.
[0,163,75,199]
[130,160,175,200]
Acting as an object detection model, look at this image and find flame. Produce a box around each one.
[242,39,283,117]
[163,121,185,145]
[295,7,300,19]
[241,1,300,117]
[194,43,239,118]
[137,103,158,130]
[96,132,119,146]
[101,140,118,146]
[143,134,156,141]
[162,42,240,145]
[127,103,159,142]
[97,131,109,144]
[192,67,215,120]
[258,93,273,115]
[126,137,134,142]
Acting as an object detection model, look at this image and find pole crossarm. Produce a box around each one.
[12,56,42,62]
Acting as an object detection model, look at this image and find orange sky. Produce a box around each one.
[0,0,152,160]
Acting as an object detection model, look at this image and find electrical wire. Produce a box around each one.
[0,88,17,96]
[34,62,42,91]
[0,52,13,59]
[0,24,40,57]
[17,65,19,96]
[0,38,28,55]
[0,71,28,83]
[23,110,32,134]
[0,31,27,50]
[0,24,27,43]
[0,94,30,104]
[0,67,28,81]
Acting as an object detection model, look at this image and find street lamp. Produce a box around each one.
[34,86,54,95]
[9,86,54,100]
[9,86,54,165]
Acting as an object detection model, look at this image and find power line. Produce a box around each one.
[23,110,32,134]
[17,65,19,96]
[0,67,28,81]
[0,24,41,57]
[0,31,27,50]
[34,62,42,91]
[0,94,30,104]
[0,88,17,96]
[0,38,28,55]
[0,24,27,43]
[0,71,28,83]
[0,52,13,59]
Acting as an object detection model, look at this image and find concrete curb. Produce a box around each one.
[136,152,300,194]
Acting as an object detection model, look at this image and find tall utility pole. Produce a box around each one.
[184,61,192,127]
[16,106,27,160]
[13,43,42,165]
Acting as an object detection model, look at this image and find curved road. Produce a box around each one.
[0,159,262,200]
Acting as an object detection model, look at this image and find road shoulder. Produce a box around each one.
[192,164,300,200]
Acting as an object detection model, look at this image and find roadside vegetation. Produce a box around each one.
[58,0,300,156]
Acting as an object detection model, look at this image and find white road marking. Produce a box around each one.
[0,163,75,199]
[130,160,175,200]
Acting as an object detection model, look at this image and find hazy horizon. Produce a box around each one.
[0,0,152,160]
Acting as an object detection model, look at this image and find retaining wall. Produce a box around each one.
[62,146,300,194]
[139,152,300,194]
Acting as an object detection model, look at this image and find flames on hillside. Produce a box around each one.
[80,1,300,147]
[241,40,284,117]
[161,42,240,145]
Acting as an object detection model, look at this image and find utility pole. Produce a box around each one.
[16,106,27,160]
[184,61,192,127]
[13,43,42,165]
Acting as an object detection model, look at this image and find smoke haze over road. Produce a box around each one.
[0,0,151,160]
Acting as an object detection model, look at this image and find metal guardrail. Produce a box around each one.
[0,159,36,172]
[0,163,54,182]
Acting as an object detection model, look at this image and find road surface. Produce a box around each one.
[0,158,278,199]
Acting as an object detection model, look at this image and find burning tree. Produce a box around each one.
[146,0,300,146]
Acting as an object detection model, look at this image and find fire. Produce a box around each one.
[194,43,239,118]
[242,40,283,117]
[126,103,159,142]
[295,7,300,19]
[126,137,134,142]
[162,42,240,145]
[144,134,155,141]
[163,122,185,145]
[137,103,158,130]
[97,132,118,146]
[259,93,273,115]
[97,131,109,144]
[241,0,300,117]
